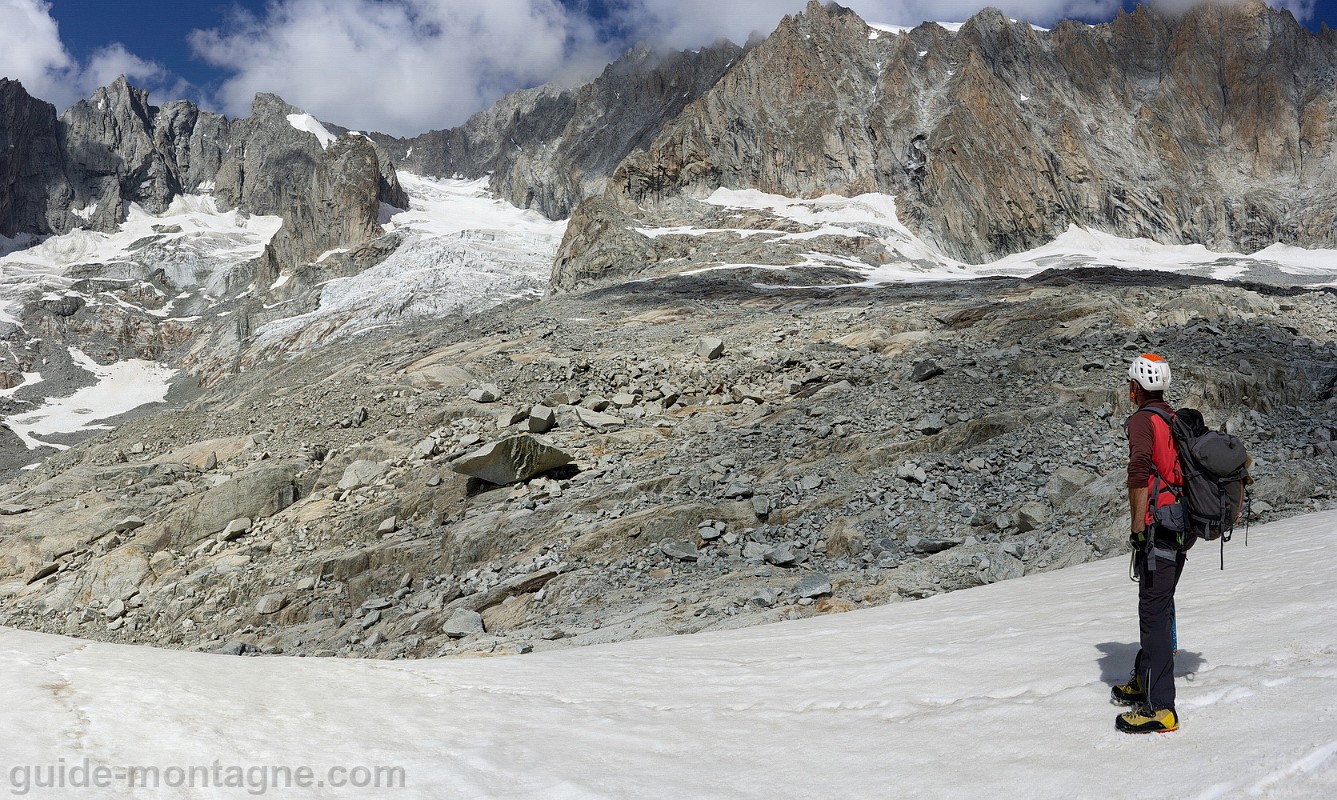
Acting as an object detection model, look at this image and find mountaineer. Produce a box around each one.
[1112,353,1184,734]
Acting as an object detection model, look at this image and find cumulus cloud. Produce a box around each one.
[82,43,175,95]
[189,0,612,137]
[0,0,76,106]
[0,0,177,111]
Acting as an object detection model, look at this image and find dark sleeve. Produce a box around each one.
[1127,411,1153,489]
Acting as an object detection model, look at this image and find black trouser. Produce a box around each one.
[1135,543,1187,711]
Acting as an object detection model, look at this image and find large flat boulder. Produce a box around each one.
[450,436,573,485]
[162,461,302,545]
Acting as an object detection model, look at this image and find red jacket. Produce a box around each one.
[1127,401,1182,526]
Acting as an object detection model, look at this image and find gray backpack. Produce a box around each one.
[1145,407,1251,567]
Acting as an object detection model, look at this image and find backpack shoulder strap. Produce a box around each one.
[1125,405,1174,434]
[1140,406,1174,426]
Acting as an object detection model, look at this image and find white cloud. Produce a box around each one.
[82,43,172,95]
[189,0,612,137]
[0,0,75,107]
[0,0,177,112]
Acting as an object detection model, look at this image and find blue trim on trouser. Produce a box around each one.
[1136,546,1186,711]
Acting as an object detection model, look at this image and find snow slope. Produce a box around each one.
[252,174,566,347]
[3,510,1334,799]
[691,189,1337,289]
[0,195,283,309]
[2,348,176,452]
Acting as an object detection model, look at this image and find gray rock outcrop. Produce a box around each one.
[0,78,70,238]
[2,80,405,286]
[59,77,228,230]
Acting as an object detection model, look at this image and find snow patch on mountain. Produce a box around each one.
[0,195,280,275]
[2,348,176,451]
[0,195,283,322]
[286,113,336,149]
[693,189,1337,289]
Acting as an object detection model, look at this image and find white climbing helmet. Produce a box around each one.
[1128,353,1171,392]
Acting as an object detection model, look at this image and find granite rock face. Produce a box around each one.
[252,133,401,289]
[58,77,224,230]
[212,93,405,220]
[0,78,71,238]
[576,0,1337,281]
[371,41,746,219]
[1,81,404,268]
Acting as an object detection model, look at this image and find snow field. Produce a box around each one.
[693,189,1337,288]
[1,510,1334,798]
[1,348,177,451]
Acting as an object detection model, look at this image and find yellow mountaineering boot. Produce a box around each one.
[1110,673,1145,706]
[1116,705,1179,734]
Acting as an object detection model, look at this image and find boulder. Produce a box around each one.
[338,460,386,490]
[911,359,945,382]
[661,540,701,562]
[162,461,301,545]
[742,542,774,561]
[909,536,959,554]
[983,551,1025,584]
[451,435,573,485]
[823,517,865,560]
[1045,466,1099,500]
[443,609,485,638]
[103,598,126,620]
[914,414,945,435]
[696,337,724,360]
[731,385,764,403]
[751,588,779,607]
[794,573,833,599]
[528,405,557,433]
[412,437,439,459]
[1016,502,1049,533]
[468,384,501,403]
[219,517,253,542]
[256,593,287,615]
[574,407,625,431]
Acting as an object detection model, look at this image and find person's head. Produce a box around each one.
[1127,353,1171,404]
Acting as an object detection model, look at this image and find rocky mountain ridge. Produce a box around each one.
[0,78,414,424]
[6,2,1337,287]
[0,78,404,274]
[344,0,1337,278]
[558,0,1337,288]
[366,40,748,219]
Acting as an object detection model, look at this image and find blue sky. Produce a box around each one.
[4,0,1336,137]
